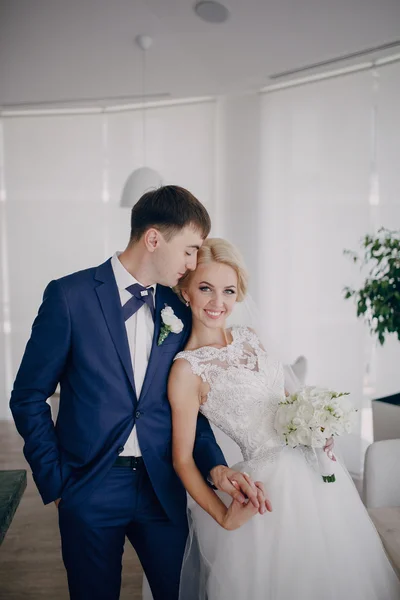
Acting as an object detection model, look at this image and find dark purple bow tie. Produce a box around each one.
[123,283,155,322]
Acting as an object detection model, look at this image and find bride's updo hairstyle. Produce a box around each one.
[176,237,248,302]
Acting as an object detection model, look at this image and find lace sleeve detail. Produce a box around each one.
[174,351,209,382]
[174,326,287,470]
[237,325,263,348]
[173,326,266,387]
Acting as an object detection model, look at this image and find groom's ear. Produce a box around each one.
[144,228,160,253]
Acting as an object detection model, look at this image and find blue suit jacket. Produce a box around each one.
[10,258,226,523]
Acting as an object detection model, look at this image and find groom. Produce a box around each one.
[10,186,267,600]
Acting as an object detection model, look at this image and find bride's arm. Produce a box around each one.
[168,359,258,530]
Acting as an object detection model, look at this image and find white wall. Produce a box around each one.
[373,62,400,400]
[259,72,372,473]
[214,65,400,474]
[1,64,400,476]
[0,99,217,418]
[213,93,262,301]
[258,65,400,473]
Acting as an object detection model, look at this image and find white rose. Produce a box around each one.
[293,426,312,446]
[161,306,175,326]
[309,409,326,427]
[286,433,298,448]
[310,429,327,448]
[274,407,291,434]
[160,306,184,335]
[169,317,184,334]
[296,403,314,424]
[333,407,344,419]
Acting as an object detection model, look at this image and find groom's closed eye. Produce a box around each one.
[185,246,200,256]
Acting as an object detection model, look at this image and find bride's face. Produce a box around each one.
[183,261,238,329]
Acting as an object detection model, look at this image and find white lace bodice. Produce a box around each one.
[174,326,286,465]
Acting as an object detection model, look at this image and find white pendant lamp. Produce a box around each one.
[120,35,162,208]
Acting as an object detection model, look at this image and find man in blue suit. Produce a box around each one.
[10,186,263,600]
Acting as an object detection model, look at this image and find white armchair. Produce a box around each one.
[372,395,400,442]
[363,439,400,576]
[364,439,400,508]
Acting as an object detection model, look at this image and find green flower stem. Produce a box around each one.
[322,474,336,483]
[157,324,171,346]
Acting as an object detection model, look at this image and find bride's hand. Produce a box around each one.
[210,466,273,514]
[231,478,273,515]
[221,498,259,531]
[324,437,336,461]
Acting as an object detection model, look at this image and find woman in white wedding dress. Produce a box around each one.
[168,237,400,600]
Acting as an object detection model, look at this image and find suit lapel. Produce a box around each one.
[94,259,137,401]
[139,285,189,403]
[138,286,167,403]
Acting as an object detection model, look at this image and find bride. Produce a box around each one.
[167,237,400,599]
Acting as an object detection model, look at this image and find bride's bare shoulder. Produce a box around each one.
[170,355,195,376]
[168,356,204,407]
[169,355,202,390]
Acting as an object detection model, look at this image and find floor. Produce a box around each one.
[0,418,366,599]
[0,420,143,600]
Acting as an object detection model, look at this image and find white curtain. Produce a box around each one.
[258,66,400,474]
[373,62,400,400]
[1,66,399,469]
[0,100,217,417]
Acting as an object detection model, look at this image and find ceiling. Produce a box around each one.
[0,0,399,108]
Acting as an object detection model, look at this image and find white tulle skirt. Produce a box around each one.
[179,447,400,600]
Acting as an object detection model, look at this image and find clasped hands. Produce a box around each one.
[210,437,335,530]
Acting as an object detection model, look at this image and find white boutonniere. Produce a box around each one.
[157,305,184,346]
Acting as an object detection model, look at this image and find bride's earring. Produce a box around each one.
[185,301,190,307]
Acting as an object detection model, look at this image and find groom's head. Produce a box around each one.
[128,185,211,287]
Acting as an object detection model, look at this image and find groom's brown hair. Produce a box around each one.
[129,185,211,244]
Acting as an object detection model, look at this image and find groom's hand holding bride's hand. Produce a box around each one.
[210,466,273,515]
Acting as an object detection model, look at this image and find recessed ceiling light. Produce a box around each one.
[194,1,230,24]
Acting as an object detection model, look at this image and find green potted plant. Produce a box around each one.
[344,227,400,345]
[344,227,400,441]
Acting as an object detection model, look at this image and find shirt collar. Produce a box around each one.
[111,252,157,295]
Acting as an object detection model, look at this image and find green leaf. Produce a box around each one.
[343,228,400,346]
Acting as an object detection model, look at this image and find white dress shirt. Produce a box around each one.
[111,252,156,457]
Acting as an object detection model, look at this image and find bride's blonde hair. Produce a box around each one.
[176,237,248,302]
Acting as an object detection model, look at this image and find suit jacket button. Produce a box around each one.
[117,446,124,454]
[135,411,141,419]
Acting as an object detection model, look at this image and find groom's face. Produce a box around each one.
[153,226,204,287]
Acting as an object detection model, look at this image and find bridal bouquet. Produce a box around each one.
[274,386,356,482]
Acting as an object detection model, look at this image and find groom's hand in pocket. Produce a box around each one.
[210,466,272,514]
